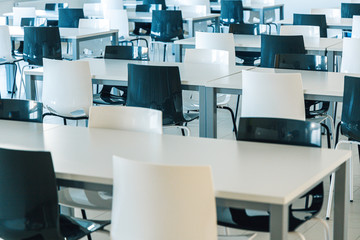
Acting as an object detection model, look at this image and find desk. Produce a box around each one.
[203,68,350,138]
[276,18,353,31]
[24,58,251,137]
[9,26,119,60]
[127,12,220,37]
[0,119,350,239]
[3,10,59,24]
[174,35,342,67]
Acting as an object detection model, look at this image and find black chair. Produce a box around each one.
[260,34,306,68]
[93,45,149,105]
[220,0,244,25]
[23,26,62,66]
[293,13,327,38]
[143,0,166,10]
[133,4,152,36]
[0,99,43,122]
[274,53,332,148]
[0,147,110,240]
[229,23,260,66]
[341,3,360,18]
[45,3,56,11]
[150,10,184,61]
[14,17,35,56]
[217,117,324,234]
[58,8,84,28]
[127,64,198,135]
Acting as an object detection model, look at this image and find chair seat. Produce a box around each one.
[305,100,330,119]
[163,112,199,126]
[93,93,126,105]
[60,214,110,240]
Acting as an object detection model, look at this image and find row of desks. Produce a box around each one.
[24,58,349,138]
[0,119,350,239]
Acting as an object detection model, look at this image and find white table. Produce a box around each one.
[9,26,119,60]
[24,58,251,137]
[3,10,59,24]
[127,12,220,37]
[0,119,351,240]
[174,34,342,69]
[202,68,351,138]
[276,18,353,31]
[210,1,284,24]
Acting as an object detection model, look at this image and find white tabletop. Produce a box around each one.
[25,58,251,87]
[276,18,353,30]
[9,26,118,40]
[127,12,220,22]
[207,67,352,102]
[327,41,343,52]
[210,1,284,11]
[3,9,58,20]
[0,120,350,206]
[174,35,342,52]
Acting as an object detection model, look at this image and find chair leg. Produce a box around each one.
[11,63,17,99]
[63,118,67,125]
[163,44,167,62]
[234,95,240,124]
[220,106,238,136]
[320,123,331,149]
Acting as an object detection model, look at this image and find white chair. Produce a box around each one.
[179,5,208,33]
[111,156,217,240]
[13,7,36,26]
[89,106,163,134]
[58,106,163,221]
[280,25,320,38]
[352,15,360,38]
[340,38,360,74]
[310,8,341,20]
[241,70,305,121]
[101,0,123,18]
[83,3,104,19]
[195,32,236,65]
[42,59,93,121]
[248,0,276,24]
[79,18,110,29]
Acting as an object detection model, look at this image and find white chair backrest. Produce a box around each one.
[352,16,360,38]
[101,0,123,18]
[341,38,360,73]
[311,8,341,20]
[184,49,229,65]
[79,18,110,29]
[89,106,163,134]
[111,156,217,240]
[13,7,36,26]
[178,0,210,14]
[83,3,104,18]
[42,59,93,117]
[179,5,207,16]
[241,70,305,121]
[0,26,13,60]
[195,32,236,65]
[280,25,320,38]
[0,17,7,26]
[106,9,129,38]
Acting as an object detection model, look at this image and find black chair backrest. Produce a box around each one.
[104,46,149,60]
[136,4,151,12]
[229,23,259,35]
[220,0,244,25]
[260,34,306,68]
[293,13,327,38]
[45,3,56,11]
[58,8,84,28]
[57,3,68,9]
[127,64,185,125]
[341,76,360,141]
[0,99,43,123]
[341,3,360,18]
[237,117,322,148]
[23,27,62,66]
[0,147,63,240]
[20,17,35,27]
[143,0,166,10]
[151,10,184,42]
[274,54,328,71]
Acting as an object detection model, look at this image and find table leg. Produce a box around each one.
[270,204,289,240]
[112,32,119,45]
[25,73,37,100]
[200,87,217,138]
[214,16,220,33]
[175,44,182,62]
[188,19,194,38]
[279,6,284,20]
[327,50,335,72]
[72,39,80,60]
[260,10,265,24]
[334,160,349,240]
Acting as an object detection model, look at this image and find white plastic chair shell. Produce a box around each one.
[111,156,217,240]
[101,0,123,18]
[352,16,360,38]
[42,59,93,118]
[310,8,341,20]
[241,70,306,121]
[79,18,110,30]
[83,3,104,18]
[89,106,163,135]
[0,25,13,61]
[176,0,210,14]
[13,7,36,26]
[341,38,360,74]
[280,25,320,38]
[106,9,129,39]
[195,32,236,66]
